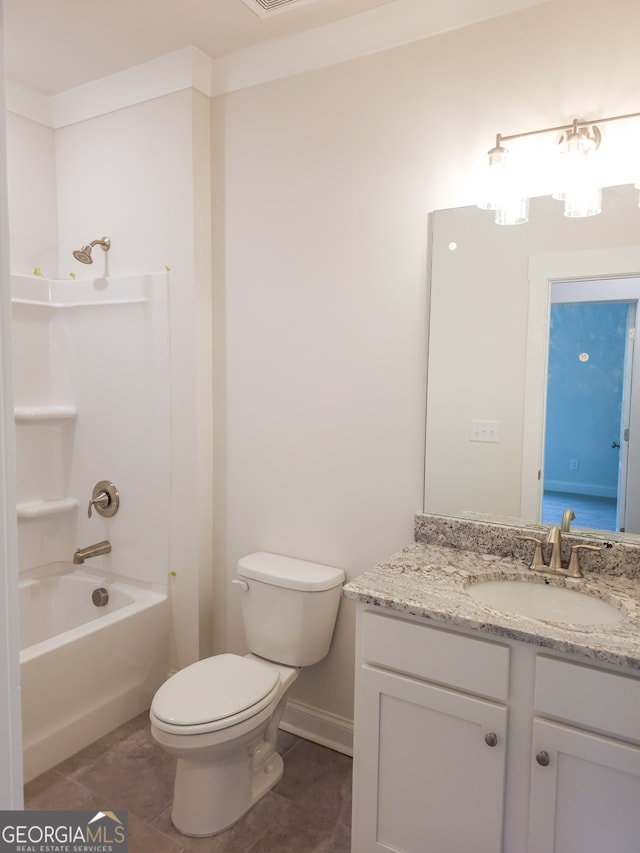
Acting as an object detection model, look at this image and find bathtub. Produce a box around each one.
[19,562,169,782]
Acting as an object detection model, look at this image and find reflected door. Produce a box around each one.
[542,295,636,532]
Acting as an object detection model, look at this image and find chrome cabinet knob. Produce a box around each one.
[536,750,550,766]
[484,732,498,747]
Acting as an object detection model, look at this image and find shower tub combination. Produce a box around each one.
[20,562,168,782]
[11,270,172,781]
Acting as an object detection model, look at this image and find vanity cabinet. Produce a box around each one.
[351,607,640,853]
[528,719,640,853]
[528,656,640,853]
[352,609,510,852]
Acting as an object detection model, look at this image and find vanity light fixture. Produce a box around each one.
[479,111,640,224]
[478,138,530,224]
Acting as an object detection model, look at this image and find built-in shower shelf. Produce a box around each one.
[17,498,79,519]
[14,405,77,423]
[11,273,158,307]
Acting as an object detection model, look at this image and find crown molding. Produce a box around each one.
[6,47,213,129]
[5,0,547,126]
[209,0,547,95]
[5,81,52,127]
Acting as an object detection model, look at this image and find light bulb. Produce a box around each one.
[555,125,602,217]
[478,144,509,211]
[495,197,529,225]
[564,186,602,218]
[479,141,529,224]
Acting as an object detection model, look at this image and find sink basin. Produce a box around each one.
[465,579,622,625]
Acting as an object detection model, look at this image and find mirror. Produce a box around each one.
[424,183,640,538]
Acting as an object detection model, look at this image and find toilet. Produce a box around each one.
[150,551,345,837]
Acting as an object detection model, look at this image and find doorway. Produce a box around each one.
[541,280,639,532]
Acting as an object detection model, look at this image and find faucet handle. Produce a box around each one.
[88,491,110,518]
[87,480,119,518]
[567,544,601,578]
[516,535,546,570]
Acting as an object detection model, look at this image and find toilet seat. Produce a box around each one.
[151,653,281,735]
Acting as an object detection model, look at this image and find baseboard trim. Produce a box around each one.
[280,699,353,757]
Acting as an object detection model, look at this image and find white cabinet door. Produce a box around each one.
[528,719,640,853]
[352,664,507,853]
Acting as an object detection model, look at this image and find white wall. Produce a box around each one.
[216,0,640,727]
[5,112,57,274]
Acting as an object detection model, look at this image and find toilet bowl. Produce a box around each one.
[150,552,345,837]
[151,654,298,836]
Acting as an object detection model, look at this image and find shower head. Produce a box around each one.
[72,246,93,264]
[72,236,111,264]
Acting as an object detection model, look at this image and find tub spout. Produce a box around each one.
[73,540,111,564]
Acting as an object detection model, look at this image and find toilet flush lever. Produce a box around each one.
[232,579,249,592]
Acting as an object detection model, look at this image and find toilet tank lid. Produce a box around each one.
[238,552,345,591]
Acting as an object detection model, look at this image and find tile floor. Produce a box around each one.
[24,711,353,852]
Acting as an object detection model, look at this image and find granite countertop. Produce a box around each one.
[343,540,640,671]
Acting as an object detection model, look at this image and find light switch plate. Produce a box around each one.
[470,419,500,443]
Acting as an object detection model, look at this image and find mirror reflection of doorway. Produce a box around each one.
[542,279,639,532]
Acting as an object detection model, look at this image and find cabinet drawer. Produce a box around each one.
[361,610,510,701]
[535,655,640,743]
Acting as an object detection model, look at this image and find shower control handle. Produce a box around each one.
[89,491,110,517]
[88,480,120,518]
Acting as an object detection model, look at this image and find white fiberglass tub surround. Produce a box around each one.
[11,272,172,781]
[20,563,169,782]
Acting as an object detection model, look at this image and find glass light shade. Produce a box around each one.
[479,145,529,223]
[554,129,602,217]
[563,185,602,218]
[495,196,529,225]
[477,145,509,211]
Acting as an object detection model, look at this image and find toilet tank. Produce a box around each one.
[236,552,345,667]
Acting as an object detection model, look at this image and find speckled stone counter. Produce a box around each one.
[413,512,640,579]
[343,514,640,671]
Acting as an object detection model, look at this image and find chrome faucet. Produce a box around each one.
[73,540,111,564]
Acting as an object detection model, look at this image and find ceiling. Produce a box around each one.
[3,0,543,97]
[3,0,392,94]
